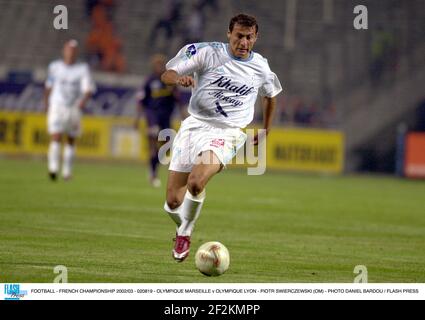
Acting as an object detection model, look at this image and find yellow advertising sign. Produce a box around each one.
[266,128,344,173]
[0,112,126,159]
[1,111,344,173]
[0,111,27,153]
[77,117,110,158]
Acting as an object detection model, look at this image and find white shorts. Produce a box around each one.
[169,116,247,173]
[47,105,81,137]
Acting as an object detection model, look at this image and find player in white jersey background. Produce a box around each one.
[161,14,282,261]
[44,40,95,181]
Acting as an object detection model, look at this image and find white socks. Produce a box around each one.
[178,190,206,237]
[48,141,61,173]
[164,202,183,228]
[164,190,206,236]
[48,142,75,178]
[62,144,75,178]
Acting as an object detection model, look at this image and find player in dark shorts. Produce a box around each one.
[135,54,186,187]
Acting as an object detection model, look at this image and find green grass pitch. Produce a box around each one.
[0,158,424,283]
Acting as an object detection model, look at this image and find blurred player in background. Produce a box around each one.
[161,14,282,261]
[44,39,95,181]
[134,54,185,188]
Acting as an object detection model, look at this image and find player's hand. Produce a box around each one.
[176,76,195,87]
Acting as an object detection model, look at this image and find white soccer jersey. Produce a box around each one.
[166,42,282,128]
[45,60,95,108]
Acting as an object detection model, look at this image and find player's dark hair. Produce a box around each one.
[229,14,258,34]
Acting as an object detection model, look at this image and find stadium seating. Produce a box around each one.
[0,0,424,172]
[0,0,88,69]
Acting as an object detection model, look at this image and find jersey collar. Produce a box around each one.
[225,44,253,62]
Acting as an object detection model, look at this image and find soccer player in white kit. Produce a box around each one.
[161,14,282,261]
[44,40,95,181]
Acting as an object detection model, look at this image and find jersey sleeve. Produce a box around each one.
[81,64,96,93]
[259,70,282,98]
[45,62,55,89]
[166,43,211,75]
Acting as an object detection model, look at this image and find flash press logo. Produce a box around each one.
[4,284,28,300]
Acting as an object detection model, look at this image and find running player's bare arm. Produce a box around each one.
[161,70,194,87]
[253,96,277,145]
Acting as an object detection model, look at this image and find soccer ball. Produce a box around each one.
[195,241,230,276]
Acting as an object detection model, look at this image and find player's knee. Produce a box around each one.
[187,175,205,197]
[166,194,183,210]
[166,198,181,210]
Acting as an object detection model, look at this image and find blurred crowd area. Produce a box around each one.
[0,0,424,132]
[84,0,218,73]
[85,0,126,73]
[276,95,338,128]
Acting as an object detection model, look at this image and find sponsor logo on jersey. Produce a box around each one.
[210,138,225,148]
[185,44,197,59]
[211,76,254,96]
